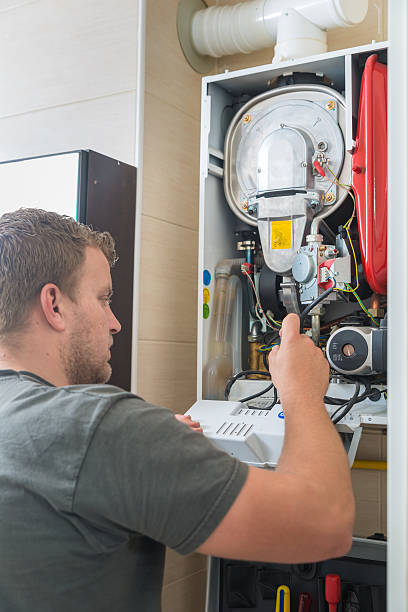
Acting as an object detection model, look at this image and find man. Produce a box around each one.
[0,208,354,611]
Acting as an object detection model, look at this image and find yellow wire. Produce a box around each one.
[332,225,359,294]
[342,225,360,292]
[326,164,356,228]
[381,385,388,399]
[344,283,380,326]
[326,163,352,190]
[325,163,359,292]
[343,192,356,231]
[322,164,380,326]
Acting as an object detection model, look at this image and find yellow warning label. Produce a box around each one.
[271,220,292,250]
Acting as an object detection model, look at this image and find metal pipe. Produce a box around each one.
[311,313,321,346]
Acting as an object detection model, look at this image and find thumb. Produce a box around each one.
[279,313,300,346]
[268,344,279,369]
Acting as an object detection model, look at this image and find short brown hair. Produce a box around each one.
[0,208,117,335]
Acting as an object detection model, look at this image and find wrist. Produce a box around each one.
[279,392,326,413]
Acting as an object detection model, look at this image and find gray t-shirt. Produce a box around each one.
[0,370,248,611]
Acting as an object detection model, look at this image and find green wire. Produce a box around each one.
[344,283,380,326]
[257,344,280,352]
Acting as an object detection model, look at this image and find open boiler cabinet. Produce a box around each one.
[186,41,390,611]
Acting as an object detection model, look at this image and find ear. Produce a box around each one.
[39,283,68,332]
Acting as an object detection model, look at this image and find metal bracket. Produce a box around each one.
[280,275,301,314]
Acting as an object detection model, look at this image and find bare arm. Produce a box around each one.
[197,314,354,563]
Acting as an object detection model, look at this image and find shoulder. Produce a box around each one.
[57,383,176,439]
[58,382,141,403]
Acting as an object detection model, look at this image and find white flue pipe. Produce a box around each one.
[191,0,368,59]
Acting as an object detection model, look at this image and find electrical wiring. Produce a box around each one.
[322,163,353,206]
[241,266,281,330]
[258,332,281,371]
[224,368,278,408]
[326,163,353,192]
[325,162,360,293]
[262,349,270,371]
[340,225,360,293]
[254,303,268,329]
[240,382,278,406]
[258,341,281,370]
[381,385,388,399]
[325,261,379,326]
[327,377,385,424]
[344,283,380,326]
[225,369,270,400]
[330,382,375,424]
[299,284,336,333]
[257,343,280,352]
[330,380,361,424]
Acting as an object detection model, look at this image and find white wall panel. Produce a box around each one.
[0,91,136,164]
[0,0,138,118]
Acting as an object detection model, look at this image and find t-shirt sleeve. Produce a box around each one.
[72,398,248,554]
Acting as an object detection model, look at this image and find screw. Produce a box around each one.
[301,161,307,167]
[325,192,335,203]
[257,168,261,173]
[318,141,328,151]
[326,100,335,111]
[242,114,251,124]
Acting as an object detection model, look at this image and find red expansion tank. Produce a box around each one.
[351,54,387,295]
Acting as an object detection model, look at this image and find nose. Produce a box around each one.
[109,306,121,334]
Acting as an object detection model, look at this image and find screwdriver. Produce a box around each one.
[297,592,311,612]
[325,574,341,612]
[275,585,290,612]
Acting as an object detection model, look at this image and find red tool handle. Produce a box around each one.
[325,574,341,612]
[297,592,311,612]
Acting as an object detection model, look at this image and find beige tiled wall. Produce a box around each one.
[138,1,388,610]
[352,429,387,538]
[137,1,207,610]
[0,0,138,164]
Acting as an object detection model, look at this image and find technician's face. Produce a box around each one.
[61,247,121,385]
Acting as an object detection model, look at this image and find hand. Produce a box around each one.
[268,313,329,407]
[174,414,203,433]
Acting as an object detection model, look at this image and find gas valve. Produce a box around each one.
[292,237,351,304]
